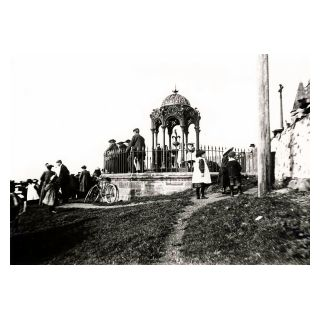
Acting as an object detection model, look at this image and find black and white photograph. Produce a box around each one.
[9,54,310,266]
[2,1,319,319]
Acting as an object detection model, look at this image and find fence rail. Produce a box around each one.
[104,146,257,175]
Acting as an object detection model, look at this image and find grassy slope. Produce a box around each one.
[11,190,193,265]
[182,190,310,264]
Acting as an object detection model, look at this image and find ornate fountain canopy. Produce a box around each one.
[150,88,201,131]
[161,88,191,108]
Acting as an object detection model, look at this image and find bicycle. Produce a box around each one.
[84,178,119,204]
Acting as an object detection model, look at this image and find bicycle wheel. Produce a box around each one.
[104,184,119,203]
[84,185,100,203]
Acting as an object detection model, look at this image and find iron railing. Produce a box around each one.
[103,146,257,174]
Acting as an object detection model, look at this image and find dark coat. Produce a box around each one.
[79,169,91,193]
[105,143,119,173]
[155,146,162,169]
[127,133,146,162]
[219,156,230,188]
[40,170,55,186]
[106,143,118,154]
[69,174,80,198]
[58,164,70,186]
[198,158,205,173]
[226,159,242,178]
[126,133,145,153]
[92,169,101,178]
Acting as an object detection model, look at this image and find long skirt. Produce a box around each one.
[219,168,230,188]
[39,184,47,205]
[42,187,56,206]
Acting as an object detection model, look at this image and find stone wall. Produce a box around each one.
[102,172,219,201]
[271,114,310,183]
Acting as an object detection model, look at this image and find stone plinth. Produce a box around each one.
[101,172,219,201]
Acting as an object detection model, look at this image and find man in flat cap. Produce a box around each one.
[126,128,146,173]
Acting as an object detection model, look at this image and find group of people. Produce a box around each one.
[192,148,243,199]
[37,161,102,213]
[104,128,146,174]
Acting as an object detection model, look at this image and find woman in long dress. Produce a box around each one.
[219,148,233,194]
[192,150,212,199]
[39,164,56,205]
[42,173,59,213]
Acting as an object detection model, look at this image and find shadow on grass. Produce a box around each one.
[10,216,97,265]
[10,191,194,265]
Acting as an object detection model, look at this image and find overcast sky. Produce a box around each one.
[10,53,309,180]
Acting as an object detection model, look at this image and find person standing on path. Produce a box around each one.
[42,173,59,213]
[219,147,233,194]
[39,164,56,205]
[79,165,91,198]
[56,160,70,203]
[192,150,212,199]
[226,151,243,197]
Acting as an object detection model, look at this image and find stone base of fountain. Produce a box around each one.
[101,172,219,201]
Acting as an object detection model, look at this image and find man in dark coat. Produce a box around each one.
[226,151,243,197]
[56,160,70,203]
[79,165,91,198]
[69,174,80,199]
[126,128,146,173]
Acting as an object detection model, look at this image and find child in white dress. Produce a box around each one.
[192,150,212,199]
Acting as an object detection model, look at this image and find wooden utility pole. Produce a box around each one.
[278,84,284,130]
[257,54,271,197]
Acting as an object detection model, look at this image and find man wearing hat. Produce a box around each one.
[56,160,70,203]
[104,139,119,173]
[79,165,91,198]
[126,128,146,173]
[226,151,243,196]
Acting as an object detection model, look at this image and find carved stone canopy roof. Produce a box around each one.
[150,89,201,131]
[161,89,191,108]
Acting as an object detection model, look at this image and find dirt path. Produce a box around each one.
[59,199,169,210]
[158,187,257,265]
